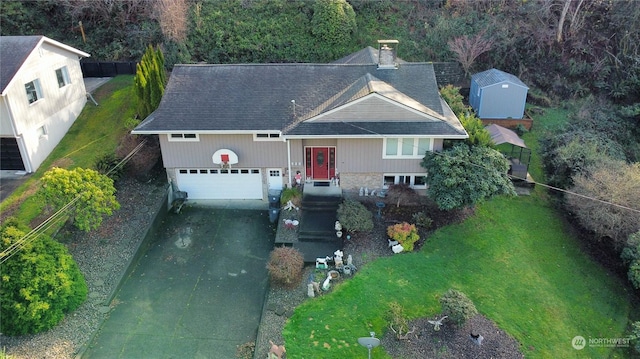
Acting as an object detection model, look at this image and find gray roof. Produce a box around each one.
[331,46,407,65]
[472,68,528,89]
[1,36,90,94]
[134,52,465,138]
[0,36,43,93]
[486,124,527,148]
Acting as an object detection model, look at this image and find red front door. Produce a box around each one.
[306,147,336,180]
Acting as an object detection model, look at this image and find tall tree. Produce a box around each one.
[134,44,167,119]
[311,0,357,58]
[447,31,493,77]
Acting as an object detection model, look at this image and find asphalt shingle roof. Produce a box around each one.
[135,51,465,137]
[472,68,528,89]
[0,36,43,93]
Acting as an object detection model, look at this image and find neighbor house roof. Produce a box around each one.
[331,46,407,65]
[0,36,90,95]
[472,68,528,89]
[134,51,466,138]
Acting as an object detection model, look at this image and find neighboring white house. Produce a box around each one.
[0,36,90,173]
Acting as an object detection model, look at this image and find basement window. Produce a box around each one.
[383,174,427,189]
[168,133,199,142]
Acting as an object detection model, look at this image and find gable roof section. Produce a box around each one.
[331,46,408,65]
[472,68,528,89]
[0,36,90,95]
[134,57,466,138]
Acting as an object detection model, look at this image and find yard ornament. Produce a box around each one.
[427,316,447,331]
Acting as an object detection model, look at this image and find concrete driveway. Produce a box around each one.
[84,206,274,358]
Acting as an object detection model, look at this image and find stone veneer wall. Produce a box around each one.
[339,172,382,192]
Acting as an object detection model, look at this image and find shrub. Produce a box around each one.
[386,183,417,207]
[266,247,304,288]
[1,218,88,335]
[387,222,420,252]
[280,187,302,208]
[514,123,528,136]
[386,301,409,339]
[630,321,640,354]
[439,289,477,326]
[116,134,161,180]
[337,199,373,233]
[412,212,433,229]
[622,231,640,289]
[94,152,124,181]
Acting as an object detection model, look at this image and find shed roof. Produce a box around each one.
[486,124,527,148]
[472,68,528,89]
[0,35,90,95]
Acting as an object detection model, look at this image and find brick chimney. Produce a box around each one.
[377,39,399,69]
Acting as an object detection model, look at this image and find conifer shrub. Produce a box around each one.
[439,289,478,326]
[337,199,373,233]
[266,247,304,288]
[1,218,88,335]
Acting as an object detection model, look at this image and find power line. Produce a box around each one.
[1,139,149,264]
[340,120,640,214]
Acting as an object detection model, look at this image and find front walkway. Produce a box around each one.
[83,206,274,358]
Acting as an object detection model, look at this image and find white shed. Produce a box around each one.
[469,69,528,119]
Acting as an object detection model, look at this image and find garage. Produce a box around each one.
[0,138,25,171]
[176,168,263,200]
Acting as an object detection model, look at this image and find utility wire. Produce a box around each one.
[1,138,149,264]
[340,120,640,214]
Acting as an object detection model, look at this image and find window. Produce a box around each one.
[254,133,281,141]
[383,138,432,158]
[383,174,427,189]
[25,79,43,104]
[37,125,47,139]
[168,133,199,142]
[55,66,71,88]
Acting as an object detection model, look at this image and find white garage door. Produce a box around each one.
[176,168,263,200]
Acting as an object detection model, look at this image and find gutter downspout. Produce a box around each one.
[286,139,292,187]
[3,96,33,172]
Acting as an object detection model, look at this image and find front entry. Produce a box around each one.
[305,147,336,180]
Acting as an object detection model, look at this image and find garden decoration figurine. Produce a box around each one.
[307,283,315,298]
[470,331,484,346]
[283,200,298,211]
[334,250,344,268]
[268,340,286,359]
[427,316,447,331]
[295,171,302,187]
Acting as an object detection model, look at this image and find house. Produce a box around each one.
[469,68,529,119]
[132,41,468,200]
[0,36,90,173]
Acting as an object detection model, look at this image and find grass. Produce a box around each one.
[283,105,637,358]
[0,75,135,225]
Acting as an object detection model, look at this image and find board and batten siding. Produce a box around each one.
[160,134,288,168]
[336,138,441,173]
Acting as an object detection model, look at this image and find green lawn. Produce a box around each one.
[284,195,633,358]
[0,75,135,225]
[283,105,636,358]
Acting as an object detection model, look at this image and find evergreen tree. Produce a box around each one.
[134,45,167,119]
